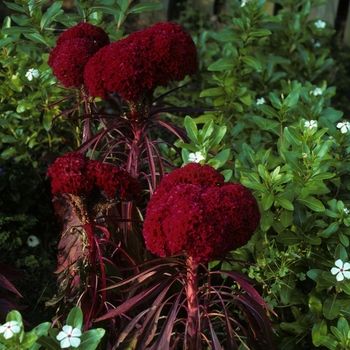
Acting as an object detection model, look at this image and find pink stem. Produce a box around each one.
[185,256,200,349]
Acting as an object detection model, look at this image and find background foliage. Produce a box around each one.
[1,0,350,349]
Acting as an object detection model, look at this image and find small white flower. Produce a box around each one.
[256,97,266,105]
[331,259,350,281]
[27,235,40,247]
[302,153,308,158]
[25,68,39,81]
[314,41,321,48]
[344,208,350,215]
[312,88,323,96]
[314,19,326,29]
[304,120,317,129]
[188,151,205,163]
[241,0,248,7]
[337,122,350,134]
[0,321,21,339]
[56,325,82,348]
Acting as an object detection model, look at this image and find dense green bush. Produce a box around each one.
[1,0,350,349]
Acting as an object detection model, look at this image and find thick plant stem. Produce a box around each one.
[186,256,200,350]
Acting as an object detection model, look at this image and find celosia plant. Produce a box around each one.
[48,23,110,89]
[143,162,261,263]
[84,22,198,106]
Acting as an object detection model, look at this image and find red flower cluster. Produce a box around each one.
[46,152,141,200]
[84,22,198,102]
[48,23,110,88]
[142,163,260,263]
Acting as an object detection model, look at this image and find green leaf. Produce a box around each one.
[249,29,272,37]
[3,1,26,13]
[276,230,301,245]
[210,126,226,147]
[323,297,341,320]
[2,27,37,34]
[221,169,232,182]
[242,56,262,71]
[298,196,325,212]
[208,58,235,71]
[309,293,323,319]
[261,192,274,210]
[40,1,63,29]
[284,127,302,146]
[184,116,198,143]
[319,222,339,238]
[280,321,308,334]
[275,197,294,211]
[258,104,280,118]
[252,115,280,131]
[212,149,230,168]
[66,306,83,330]
[282,151,304,174]
[23,33,48,45]
[199,87,225,98]
[283,91,299,109]
[280,274,295,305]
[78,329,105,350]
[312,320,327,346]
[43,110,53,131]
[127,2,163,14]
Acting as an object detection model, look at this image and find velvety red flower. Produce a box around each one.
[48,38,100,88]
[47,152,141,201]
[142,163,260,263]
[46,152,93,196]
[56,22,110,48]
[87,160,142,200]
[84,22,198,101]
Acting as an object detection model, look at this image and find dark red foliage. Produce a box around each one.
[142,163,260,263]
[84,22,198,101]
[48,38,100,88]
[46,152,141,200]
[56,22,110,48]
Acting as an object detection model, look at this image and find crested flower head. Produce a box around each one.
[142,163,260,263]
[84,22,198,102]
[48,38,100,88]
[56,22,110,48]
[46,151,94,196]
[87,160,142,200]
[46,152,141,201]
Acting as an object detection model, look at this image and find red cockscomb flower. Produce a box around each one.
[87,160,142,200]
[56,22,110,48]
[84,22,198,102]
[48,38,100,88]
[46,152,93,195]
[142,163,260,263]
[47,152,141,201]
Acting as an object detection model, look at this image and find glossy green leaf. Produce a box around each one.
[276,230,300,245]
[298,196,325,212]
[184,116,198,143]
[208,58,235,71]
[199,87,225,98]
[323,297,341,320]
[242,56,262,71]
[66,306,83,330]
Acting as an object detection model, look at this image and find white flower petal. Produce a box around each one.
[336,272,345,281]
[60,337,71,349]
[56,331,67,341]
[341,125,348,134]
[3,328,14,339]
[71,328,82,337]
[70,337,81,348]
[343,271,350,279]
[335,259,343,268]
[331,267,340,275]
[62,325,73,334]
[343,262,350,270]
[10,325,20,334]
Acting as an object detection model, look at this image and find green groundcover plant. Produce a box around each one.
[1,0,350,349]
